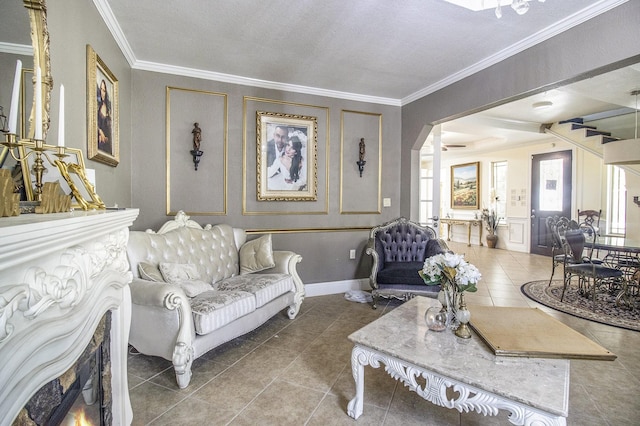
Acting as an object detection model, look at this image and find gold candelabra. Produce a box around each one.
[1,133,68,202]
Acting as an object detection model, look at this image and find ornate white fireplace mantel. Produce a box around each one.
[0,209,139,426]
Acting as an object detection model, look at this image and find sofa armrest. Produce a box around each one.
[129,278,195,389]
[258,250,304,319]
[130,278,185,307]
[262,250,297,274]
[365,238,380,289]
[434,238,451,254]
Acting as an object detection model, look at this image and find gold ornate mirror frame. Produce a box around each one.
[24,0,51,140]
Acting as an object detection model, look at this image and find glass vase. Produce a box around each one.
[424,306,447,331]
[439,280,458,330]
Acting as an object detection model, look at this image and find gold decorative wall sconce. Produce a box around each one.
[191,122,204,170]
[356,137,366,177]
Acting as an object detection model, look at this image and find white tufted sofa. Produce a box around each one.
[126,211,304,388]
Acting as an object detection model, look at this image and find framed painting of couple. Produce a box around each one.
[256,111,317,201]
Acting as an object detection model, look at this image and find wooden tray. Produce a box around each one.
[468,305,616,360]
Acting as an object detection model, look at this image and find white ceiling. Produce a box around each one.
[98,0,639,152]
[432,62,640,154]
[2,0,638,153]
[100,0,629,104]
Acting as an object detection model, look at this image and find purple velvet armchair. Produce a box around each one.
[366,217,449,309]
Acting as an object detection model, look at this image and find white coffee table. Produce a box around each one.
[347,296,569,425]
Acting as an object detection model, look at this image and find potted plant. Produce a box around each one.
[482,208,500,248]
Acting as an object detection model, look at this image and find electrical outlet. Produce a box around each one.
[383,198,391,207]
[349,249,356,259]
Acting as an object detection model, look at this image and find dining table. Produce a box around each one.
[590,235,640,308]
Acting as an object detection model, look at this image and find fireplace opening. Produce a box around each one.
[16,312,112,426]
[49,350,102,426]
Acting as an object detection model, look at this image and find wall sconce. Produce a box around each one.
[0,106,8,133]
[356,138,366,177]
[634,196,640,207]
[191,122,203,171]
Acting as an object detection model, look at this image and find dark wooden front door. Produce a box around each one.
[530,150,572,256]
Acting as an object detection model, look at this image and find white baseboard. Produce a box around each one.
[304,278,370,297]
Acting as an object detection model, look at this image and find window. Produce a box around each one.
[491,161,507,224]
[607,165,626,235]
[419,145,435,225]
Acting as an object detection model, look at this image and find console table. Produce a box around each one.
[346,297,569,425]
[440,218,483,246]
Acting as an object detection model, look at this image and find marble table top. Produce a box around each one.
[348,296,570,417]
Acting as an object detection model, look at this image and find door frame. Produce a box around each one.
[530,150,573,255]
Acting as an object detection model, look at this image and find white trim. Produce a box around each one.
[0,42,32,56]
[305,279,370,297]
[92,0,627,106]
[401,0,629,105]
[92,0,137,66]
[133,61,401,106]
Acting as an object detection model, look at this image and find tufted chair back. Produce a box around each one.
[372,218,438,266]
[128,223,240,285]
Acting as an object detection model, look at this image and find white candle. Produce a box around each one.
[8,60,22,134]
[34,67,42,140]
[58,85,64,147]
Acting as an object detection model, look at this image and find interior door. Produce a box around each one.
[530,150,572,255]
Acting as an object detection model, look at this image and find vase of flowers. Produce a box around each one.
[482,208,499,248]
[418,252,481,338]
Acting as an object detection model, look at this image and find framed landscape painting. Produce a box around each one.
[451,162,479,209]
[256,111,317,201]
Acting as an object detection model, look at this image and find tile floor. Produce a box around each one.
[127,241,640,425]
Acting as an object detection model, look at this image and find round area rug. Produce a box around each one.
[521,280,639,332]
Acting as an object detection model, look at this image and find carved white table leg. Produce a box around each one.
[346,345,366,419]
[346,344,567,426]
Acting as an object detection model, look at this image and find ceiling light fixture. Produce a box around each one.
[532,101,553,109]
[603,89,640,165]
[443,1,546,19]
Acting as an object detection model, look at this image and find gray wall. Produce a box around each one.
[38,0,640,286]
[47,0,133,208]
[130,71,402,284]
[400,1,640,217]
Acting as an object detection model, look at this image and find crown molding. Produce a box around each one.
[0,42,32,56]
[401,0,630,105]
[92,0,137,66]
[133,61,402,106]
[93,0,627,107]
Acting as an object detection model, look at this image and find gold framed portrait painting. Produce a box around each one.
[451,162,480,209]
[256,111,317,201]
[86,44,119,166]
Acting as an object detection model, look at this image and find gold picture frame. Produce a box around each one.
[256,111,317,201]
[86,44,119,166]
[451,161,480,209]
[19,141,86,203]
[55,161,105,210]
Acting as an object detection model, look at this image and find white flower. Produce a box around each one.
[420,252,481,292]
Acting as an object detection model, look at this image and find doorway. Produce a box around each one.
[530,150,572,255]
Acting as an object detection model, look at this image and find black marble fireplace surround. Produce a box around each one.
[17,314,112,426]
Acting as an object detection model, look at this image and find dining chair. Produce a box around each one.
[562,222,623,311]
[577,209,601,234]
[546,216,572,286]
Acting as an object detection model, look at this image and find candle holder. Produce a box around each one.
[1,133,68,201]
[0,106,8,134]
[356,138,366,177]
[191,122,204,171]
